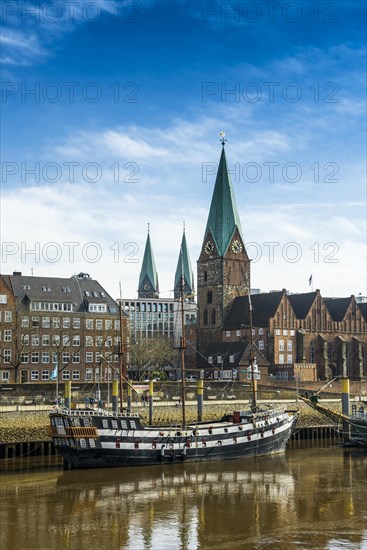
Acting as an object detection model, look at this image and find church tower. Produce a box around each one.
[174,227,195,301]
[197,138,251,355]
[138,227,159,299]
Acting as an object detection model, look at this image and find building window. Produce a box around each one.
[52,317,60,328]
[31,335,39,346]
[86,352,93,363]
[4,330,12,342]
[258,340,264,350]
[310,341,315,363]
[226,331,231,337]
[72,353,80,364]
[287,355,293,364]
[204,271,207,282]
[275,329,281,336]
[290,330,295,336]
[31,351,39,363]
[63,318,70,328]
[283,330,288,336]
[21,353,29,363]
[86,336,93,347]
[72,370,80,380]
[236,330,241,337]
[114,320,120,331]
[96,319,103,330]
[42,317,50,328]
[1,371,10,381]
[62,335,70,346]
[327,342,332,360]
[207,291,212,304]
[279,340,284,352]
[211,308,216,325]
[229,355,234,363]
[279,354,284,364]
[4,311,12,323]
[42,352,50,364]
[86,369,93,381]
[86,319,93,330]
[0,294,8,304]
[73,318,80,329]
[89,304,107,313]
[287,341,292,352]
[21,316,29,327]
[41,370,49,380]
[73,335,80,346]
[62,370,70,380]
[4,350,12,363]
[32,316,39,327]
[259,328,263,336]
[31,370,39,381]
[62,352,70,364]
[42,335,50,346]
[208,356,213,364]
[203,309,208,325]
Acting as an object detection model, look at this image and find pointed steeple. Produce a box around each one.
[174,225,195,301]
[204,143,243,256]
[138,226,159,298]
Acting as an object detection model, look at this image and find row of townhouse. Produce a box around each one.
[197,289,367,381]
[0,272,128,384]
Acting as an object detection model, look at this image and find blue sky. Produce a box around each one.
[1,0,366,299]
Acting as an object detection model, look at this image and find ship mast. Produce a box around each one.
[118,282,126,413]
[248,292,257,412]
[179,243,187,427]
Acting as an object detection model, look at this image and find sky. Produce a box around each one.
[1,0,366,300]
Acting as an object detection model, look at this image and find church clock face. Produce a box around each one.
[204,240,214,255]
[143,283,150,290]
[231,239,243,254]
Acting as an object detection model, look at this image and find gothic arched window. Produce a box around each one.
[310,340,315,363]
[211,308,216,325]
[203,309,208,325]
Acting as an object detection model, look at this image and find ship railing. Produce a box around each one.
[54,409,140,419]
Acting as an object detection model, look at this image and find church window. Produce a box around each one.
[203,310,208,325]
[211,308,216,325]
[258,341,264,350]
[207,291,212,304]
[204,271,208,282]
[327,342,332,359]
[310,341,315,363]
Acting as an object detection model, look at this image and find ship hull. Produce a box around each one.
[50,409,297,470]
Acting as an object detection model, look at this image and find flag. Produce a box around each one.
[308,274,313,286]
[50,363,58,380]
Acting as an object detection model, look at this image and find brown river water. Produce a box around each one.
[0,445,366,550]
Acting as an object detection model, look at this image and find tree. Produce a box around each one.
[129,334,176,380]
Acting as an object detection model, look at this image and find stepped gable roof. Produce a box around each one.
[324,297,351,322]
[138,231,159,292]
[204,145,243,256]
[287,291,317,319]
[6,272,120,313]
[223,291,284,329]
[357,302,367,321]
[174,230,194,296]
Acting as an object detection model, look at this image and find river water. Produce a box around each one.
[0,445,366,550]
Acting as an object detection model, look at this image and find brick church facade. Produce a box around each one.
[195,142,367,382]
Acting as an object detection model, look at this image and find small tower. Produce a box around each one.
[138,225,159,299]
[174,225,195,301]
[197,135,251,354]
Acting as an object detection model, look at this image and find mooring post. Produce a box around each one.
[127,384,132,414]
[112,380,119,413]
[341,377,351,442]
[64,380,71,409]
[149,380,154,426]
[197,379,204,422]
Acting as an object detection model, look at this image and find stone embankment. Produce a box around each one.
[0,402,339,444]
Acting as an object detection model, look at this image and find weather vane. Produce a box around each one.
[147,222,150,233]
[219,131,227,146]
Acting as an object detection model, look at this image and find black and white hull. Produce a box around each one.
[50,408,298,469]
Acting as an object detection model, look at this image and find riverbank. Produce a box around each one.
[0,400,341,444]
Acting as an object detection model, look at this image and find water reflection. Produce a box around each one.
[0,448,366,550]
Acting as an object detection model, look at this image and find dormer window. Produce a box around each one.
[84,291,90,297]
[42,286,50,291]
[217,355,222,364]
[62,287,71,292]
[100,292,106,298]
[92,291,98,298]
[208,356,213,364]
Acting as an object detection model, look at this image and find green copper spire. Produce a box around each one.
[174,227,194,300]
[138,227,159,298]
[204,144,243,256]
